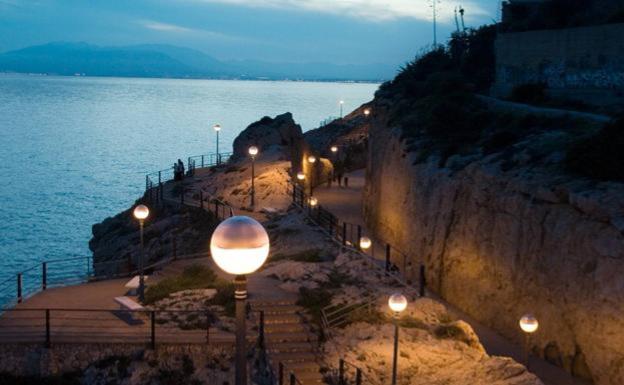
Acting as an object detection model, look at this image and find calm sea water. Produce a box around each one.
[0,74,378,298]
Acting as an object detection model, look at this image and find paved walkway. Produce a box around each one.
[314,169,589,385]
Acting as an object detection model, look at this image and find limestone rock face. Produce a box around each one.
[231,112,303,161]
[363,110,624,385]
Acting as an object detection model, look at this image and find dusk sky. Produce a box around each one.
[0,0,499,66]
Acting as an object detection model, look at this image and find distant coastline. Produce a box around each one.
[0,71,384,84]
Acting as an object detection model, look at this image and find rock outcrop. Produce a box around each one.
[231,112,304,161]
[363,105,624,385]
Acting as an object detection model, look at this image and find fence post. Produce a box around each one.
[17,273,22,303]
[214,201,219,220]
[385,244,391,272]
[206,310,210,344]
[201,155,205,168]
[339,359,345,385]
[259,310,265,349]
[45,309,51,348]
[145,175,149,192]
[150,311,156,349]
[290,372,296,385]
[342,223,347,246]
[356,225,362,251]
[419,264,426,297]
[158,171,161,185]
[42,262,47,290]
[278,362,284,385]
[200,190,204,209]
[355,368,362,385]
[159,182,163,204]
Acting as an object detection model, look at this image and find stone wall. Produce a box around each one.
[363,114,624,385]
[493,23,624,106]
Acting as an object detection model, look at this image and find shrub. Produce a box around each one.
[206,281,236,317]
[566,118,624,181]
[297,287,334,327]
[144,265,218,304]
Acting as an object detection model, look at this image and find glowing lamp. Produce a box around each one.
[309,197,318,207]
[364,108,371,116]
[359,236,372,250]
[388,293,407,314]
[307,155,317,164]
[133,205,149,220]
[210,216,270,276]
[297,172,305,181]
[339,100,344,105]
[330,145,338,153]
[213,124,222,132]
[248,146,258,156]
[519,314,539,333]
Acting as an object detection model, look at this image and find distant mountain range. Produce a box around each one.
[0,42,396,81]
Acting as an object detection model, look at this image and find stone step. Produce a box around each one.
[266,332,314,343]
[267,341,316,353]
[265,323,306,334]
[253,305,303,317]
[263,314,301,324]
[271,351,317,364]
[251,300,299,308]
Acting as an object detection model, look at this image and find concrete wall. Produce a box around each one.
[493,23,624,105]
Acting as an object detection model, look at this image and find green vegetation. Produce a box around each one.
[566,118,624,181]
[145,264,229,306]
[206,281,236,317]
[297,286,334,328]
[270,249,323,263]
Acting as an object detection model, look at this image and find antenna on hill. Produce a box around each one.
[459,6,466,32]
[430,0,442,47]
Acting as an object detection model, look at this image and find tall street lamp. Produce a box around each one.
[213,124,222,164]
[248,146,258,209]
[133,204,149,302]
[388,293,407,385]
[307,155,316,196]
[339,100,345,118]
[519,314,539,369]
[210,216,270,385]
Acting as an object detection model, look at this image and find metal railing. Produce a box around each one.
[0,307,226,347]
[290,182,426,337]
[326,358,379,385]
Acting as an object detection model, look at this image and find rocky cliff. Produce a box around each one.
[363,103,624,384]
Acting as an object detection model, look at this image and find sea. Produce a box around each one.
[0,74,378,306]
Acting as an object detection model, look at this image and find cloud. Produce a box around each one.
[140,20,194,33]
[186,0,490,23]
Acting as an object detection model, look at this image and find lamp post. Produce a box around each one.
[388,293,407,385]
[210,216,270,385]
[519,314,539,369]
[307,155,316,196]
[359,236,372,251]
[248,146,258,209]
[133,204,149,302]
[339,100,344,118]
[213,124,221,164]
[308,196,318,215]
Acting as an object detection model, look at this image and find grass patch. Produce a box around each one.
[270,249,323,263]
[145,265,218,305]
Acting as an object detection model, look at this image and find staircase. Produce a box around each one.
[252,299,324,385]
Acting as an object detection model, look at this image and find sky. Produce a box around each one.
[0,0,499,67]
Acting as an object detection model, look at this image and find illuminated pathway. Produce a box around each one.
[314,169,589,385]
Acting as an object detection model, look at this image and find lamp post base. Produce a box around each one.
[235,275,248,385]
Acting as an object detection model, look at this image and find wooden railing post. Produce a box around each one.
[278,362,284,385]
[150,311,156,349]
[356,225,362,250]
[201,155,205,168]
[259,310,265,349]
[42,262,47,290]
[290,372,296,385]
[45,309,51,348]
[339,359,345,385]
[17,273,22,303]
[355,368,362,385]
[419,264,426,297]
[385,244,391,272]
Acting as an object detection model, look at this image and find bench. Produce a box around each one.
[114,296,145,324]
[124,275,148,295]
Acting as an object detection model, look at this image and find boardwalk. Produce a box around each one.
[314,169,590,385]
